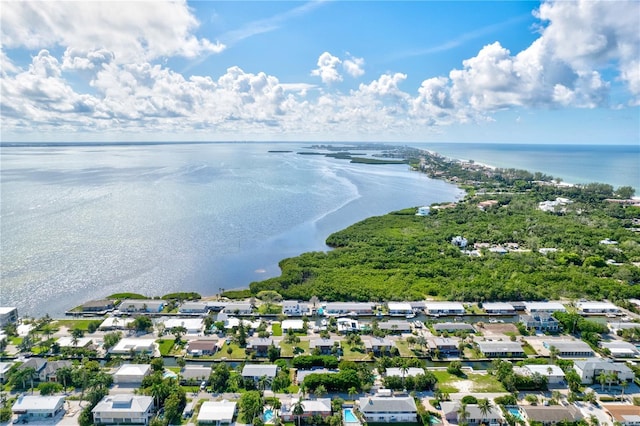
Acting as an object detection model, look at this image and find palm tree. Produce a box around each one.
[607,371,618,392]
[597,371,607,391]
[549,345,559,363]
[478,398,493,425]
[258,375,272,395]
[292,399,305,426]
[150,382,169,410]
[400,364,410,389]
[457,402,470,424]
[314,384,327,399]
[620,380,629,401]
[13,367,36,391]
[348,386,358,401]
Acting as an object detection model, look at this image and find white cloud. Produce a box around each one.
[343,55,365,78]
[311,52,343,84]
[1,1,225,63]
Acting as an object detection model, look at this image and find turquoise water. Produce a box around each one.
[344,408,358,423]
[264,409,274,422]
[507,407,523,420]
[430,415,442,424]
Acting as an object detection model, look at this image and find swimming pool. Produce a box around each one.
[507,407,523,420]
[344,408,359,423]
[264,409,274,422]
[430,415,442,424]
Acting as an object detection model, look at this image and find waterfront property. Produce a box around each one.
[241,364,278,385]
[178,301,209,314]
[388,302,414,316]
[186,338,219,356]
[247,337,275,356]
[223,302,253,315]
[521,405,582,426]
[118,299,165,313]
[365,336,394,354]
[282,300,310,316]
[433,322,475,333]
[80,299,115,313]
[516,364,565,384]
[441,401,504,425]
[600,340,640,358]
[92,395,154,425]
[519,313,560,333]
[113,363,152,385]
[0,307,18,327]
[358,395,418,423]
[602,405,640,426]
[179,365,211,385]
[523,302,566,314]
[429,337,461,356]
[109,338,157,355]
[324,302,375,316]
[425,301,465,316]
[576,301,620,315]
[477,341,525,358]
[310,338,341,355]
[99,316,134,330]
[197,400,237,425]
[378,320,412,333]
[386,367,425,378]
[163,317,205,335]
[543,339,594,358]
[281,398,332,421]
[483,302,516,315]
[281,319,305,331]
[12,395,65,423]
[573,358,635,384]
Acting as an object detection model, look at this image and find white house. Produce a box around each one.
[483,302,516,314]
[12,395,65,422]
[281,398,332,421]
[282,301,310,316]
[388,302,413,316]
[601,341,640,358]
[523,302,566,314]
[118,299,164,313]
[99,316,134,330]
[451,236,468,248]
[110,338,156,355]
[113,364,152,384]
[577,301,620,315]
[520,364,566,384]
[441,401,504,425]
[324,302,374,316]
[92,395,154,425]
[0,307,18,327]
[386,367,425,378]
[358,395,418,423]
[425,302,465,316]
[477,341,525,358]
[281,319,305,332]
[223,303,252,315]
[416,206,430,216]
[162,318,205,335]
[198,400,237,425]
[573,358,635,384]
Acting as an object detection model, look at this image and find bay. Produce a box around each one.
[0,142,463,317]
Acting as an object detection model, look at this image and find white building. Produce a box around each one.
[523,301,566,314]
[483,302,516,314]
[520,364,566,384]
[386,367,425,378]
[577,301,620,315]
[113,364,152,384]
[573,358,635,384]
[99,316,134,330]
[601,341,640,358]
[109,338,156,355]
[416,206,430,216]
[282,301,310,316]
[281,319,305,331]
[223,303,252,315]
[162,318,205,335]
[0,307,18,327]
[388,302,414,316]
[92,395,154,425]
[425,302,465,316]
[358,395,418,423]
[12,395,65,422]
[198,400,237,425]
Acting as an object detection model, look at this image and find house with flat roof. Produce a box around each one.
[336,317,360,333]
[247,337,275,356]
[364,337,394,354]
[180,365,211,385]
[309,338,340,355]
[0,307,18,327]
[603,405,640,426]
[521,406,582,426]
[477,341,525,358]
[281,398,332,421]
[433,322,475,333]
[358,395,418,423]
[113,364,152,385]
[425,302,465,316]
[163,318,205,335]
[429,337,460,356]
[573,358,635,384]
[518,364,565,384]
[520,313,560,332]
[281,319,305,332]
[80,299,115,312]
[12,395,65,422]
[388,302,413,316]
[324,302,374,316]
[198,400,237,425]
[378,320,412,333]
[543,339,593,358]
[577,301,620,315]
[110,338,156,355]
[483,302,516,314]
[186,338,218,356]
[523,302,566,314]
[99,316,134,330]
[282,301,310,316]
[92,395,154,426]
[241,364,278,383]
[118,299,164,313]
[600,341,639,358]
[223,303,252,315]
[179,301,209,314]
[441,401,504,426]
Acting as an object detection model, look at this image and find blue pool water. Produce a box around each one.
[344,409,358,423]
[264,409,274,422]
[508,408,523,420]
[430,415,442,424]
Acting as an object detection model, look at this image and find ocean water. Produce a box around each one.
[0,142,462,316]
[414,143,639,193]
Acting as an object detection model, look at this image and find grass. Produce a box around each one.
[54,319,101,330]
[341,342,370,361]
[272,323,283,336]
[279,340,309,357]
[258,304,282,315]
[395,339,423,357]
[432,370,505,394]
[157,339,175,356]
[432,370,463,393]
[522,342,537,356]
[213,343,249,360]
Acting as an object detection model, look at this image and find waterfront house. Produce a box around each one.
[388,302,414,316]
[429,337,460,356]
[433,322,475,333]
[178,301,209,314]
[19,358,47,378]
[518,364,565,384]
[451,235,468,248]
[109,338,156,355]
[282,301,310,316]
[365,336,394,354]
[281,319,305,332]
[92,395,154,426]
[80,299,115,313]
[186,338,218,356]
[223,303,253,315]
[99,316,134,330]
[163,318,205,335]
[441,401,504,425]
[483,302,516,315]
[247,337,275,356]
[39,360,72,382]
[416,206,430,216]
[543,339,593,358]
[477,341,525,358]
[310,338,340,355]
[521,406,582,426]
[378,320,412,333]
[281,398,332,421]
[577,301,620,315]
[358,395,418,423]
[519,313,560,333]
[386,367,425,378]
[425,301,465,316]
[12,395,65,423]
[324,302,374,316]
[113,364,152,385]
[600,341,640,358]
[56,336,94,348]
[0,307,18,327]
[602,405,640,426]
[337,317,360,333]
[197,400,237,425]
[180,365,211,385]
[241,364,278,384]
[523,302,566,314]
[573,358,635,384]
[118,299,164,313]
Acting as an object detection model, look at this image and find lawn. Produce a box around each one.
[213,343,249,360]
[257,304,282,315]
[522,342,537,356]
[272,323,283,336]
[54,319,102,331]
[157,339,175,356]
[341,342,370,361]
[432,370,505,393]
[279,340,309,357]
[395,339,423,357]
[432,370,462,393]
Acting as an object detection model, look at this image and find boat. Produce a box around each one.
[406,313,416,319]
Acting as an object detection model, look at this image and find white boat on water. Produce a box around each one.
[406,313,416,319]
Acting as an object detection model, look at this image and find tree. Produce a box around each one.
[150,382,170,412]
[239,391,264,423]
[172,325,188,342]
[598,371,607,391]
[267,344,280,362]
[478,398,493,423]
[150,357,164,373]
[12,367,36,391]
[348,386,358,400]
[56,365,74,390]
[620,380,629,400]
[457,402,470,424]
[549,345,559,363]
[314,384,327,399]
[616,186,635,199]
[71,328,85,346]
[292,399,305,426]
[258,375,273,394]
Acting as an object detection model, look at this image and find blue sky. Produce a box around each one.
[1,0,639,144]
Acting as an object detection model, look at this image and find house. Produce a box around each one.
[478,200,499,210]
[223,317,261,330]
[186,338,219,356]
[12,395,65,422]
[247,337,275,356]
[241,364,278,384]
[520,313,560,332]
[483,302,516,315]
[538,197,572,213]
[386,367,425,378]
[337,318,360,333]
[99,316,134,330]
[416,206,430,216]
[282,301,310,316]
[429,337,460,356]
[425,302,465,316]
[56,336,94,348]
[163,318,205,335]
[523,302,566,314]
[223,303,252,315]
[603,405,640,426]
[358,395,418,423]
[521,406,582,426]
[477,341,525,358]
[113,363,152,385]
[0,361,14,383]
[365,337,394,354]
[433,322,475,333]
[324,302,374,316]
[519,364,566,384]
[80,299,115,312]
[441,401,504,425]
[18,358,48,378]
[110,338,156,355]
[310,338,340,355]
[378,320,412,333]
[92,395,154,426]
[388,302,413,316]
[281,398,332,421]
[543,339,593,358]
[118,299,165,313]
[577,301,620,315]
[39,360,72,382]
[198,400,237,425]
[451,236,468,248]
[573,358,635,384]
[281,319,305,332]
[179,301,209,314]
[180,365,211,385]
[0,307,18,327]
[601,341,640,358]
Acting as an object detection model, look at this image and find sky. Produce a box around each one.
[1,0,639,144]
